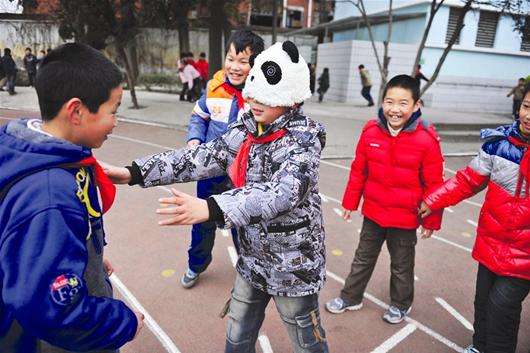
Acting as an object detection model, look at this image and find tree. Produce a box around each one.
[54,0,142,108]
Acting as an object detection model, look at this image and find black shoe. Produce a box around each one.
[367,102,374,107]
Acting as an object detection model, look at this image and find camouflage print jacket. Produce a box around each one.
[134,108,326,297]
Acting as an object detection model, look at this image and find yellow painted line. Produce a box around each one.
[461,232,472,238]
[331,249,343,256]
[159,203,169,208]
[161,269,176,277]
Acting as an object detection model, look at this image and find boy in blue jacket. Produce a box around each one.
[0,43,143,353]
[182,29,264,288]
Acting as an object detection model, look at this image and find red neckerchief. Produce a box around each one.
[229,129,288,188]
[221,82,245,111]
[508,136,530,196]
[78,156,116,214]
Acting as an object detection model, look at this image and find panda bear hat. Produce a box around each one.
[243,41,311,107]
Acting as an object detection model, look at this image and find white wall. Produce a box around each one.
[316,39,515,113]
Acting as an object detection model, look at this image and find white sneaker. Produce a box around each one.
[325,297,363,314]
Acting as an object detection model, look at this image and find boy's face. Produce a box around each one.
[224,43,252,86]
[519,92,530,136]
[78,86,122,148]
[382,87,420,130]
[248,98,289,125]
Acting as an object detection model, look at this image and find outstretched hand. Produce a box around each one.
[419,226,434,239]
[156,188,209,226]
[100,161,132,184]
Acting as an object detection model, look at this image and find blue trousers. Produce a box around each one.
[225,273,328,353]
[189,176,238,274]
[361,86,373,104]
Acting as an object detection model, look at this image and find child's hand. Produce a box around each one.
[342,208,353,220]
[187,139,201,148]
[100,162,132,184]
[133,311,145,339]
[157,188,209,225]
[418,201,432,219]
[419,226,434,239]
[103,258,114,276]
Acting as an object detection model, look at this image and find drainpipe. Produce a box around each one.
[308,0,313,27]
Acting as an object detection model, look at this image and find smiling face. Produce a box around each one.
[382,87,420,130]
[224,44,252,87]
[519,92,530,137]
[77,86,122,148]
[247,98,289,125]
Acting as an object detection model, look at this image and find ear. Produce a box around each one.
[282,41,299,63]
[65,98,83,125]
[413,100,421,112]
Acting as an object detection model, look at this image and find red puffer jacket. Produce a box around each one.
[425,122,530,280]
[343,110,444,230]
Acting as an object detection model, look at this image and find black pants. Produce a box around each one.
[473,264,530,353]
[361,86,374,105]
[513,99,522,120]
[27,71,36,86]
[340,217,417,311]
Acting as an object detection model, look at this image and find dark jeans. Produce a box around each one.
[225,273,328,353]
[513,99,522,120]
[473,264,530,353]
[6,73,16,94]
[189,176,238,274]
[317,87,327,102]
[340,217,417,311]
[361,86,373,105]
[27,71,36,86]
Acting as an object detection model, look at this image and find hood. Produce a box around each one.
[0,119,91,195]
[480,121,520,141]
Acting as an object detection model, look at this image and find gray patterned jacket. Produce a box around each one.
[134,108,326,296]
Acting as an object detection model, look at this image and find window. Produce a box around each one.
[286,9,303,28]
[521,17,530,52]
[445,7,463,44]
[475,11,499,48]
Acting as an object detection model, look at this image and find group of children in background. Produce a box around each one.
[0,28,528,353]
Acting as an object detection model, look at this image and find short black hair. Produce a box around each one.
[199,52,206,57]
[524,82,530,97]
[225,29,264,63]
[383,74,420,103]
[35,43,122,121]
[358,64,364,69]
[4,48,11,55]
[25,47,31,51]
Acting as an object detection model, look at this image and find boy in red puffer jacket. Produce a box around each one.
[419,83,530,353]
[325,74,444,324]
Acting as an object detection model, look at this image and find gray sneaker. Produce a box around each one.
[463,345,482,353]
[181,269,199,289]
[382,305,411,324]
[325,297,363,314]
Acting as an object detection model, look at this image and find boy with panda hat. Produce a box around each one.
[106,41,329,353]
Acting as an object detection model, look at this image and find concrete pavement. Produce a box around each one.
[0,86,512,157]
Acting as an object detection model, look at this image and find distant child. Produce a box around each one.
[0,43,143,352]
[507,77,526,120]
[182,29,264,289]
[107,41,328,353]
[325,74,444,324]
[23,47,37,87]
[358,64,373,106]
[317,67,329,103]
[195,51,209,91]
[420,83,530,353]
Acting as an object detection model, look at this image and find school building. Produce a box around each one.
[302,0,530,114]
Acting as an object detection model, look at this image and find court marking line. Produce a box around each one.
[228,246,238,267]
[258,334,274,353]
[326,271,463,352]
[435,297,474,331]
[110,274,181,353]
[466,219,478,227]
[222,229,230,237]
[370,323,417,353]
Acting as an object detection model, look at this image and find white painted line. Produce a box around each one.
[431,235,472,253]
[467,219,478,227]
[326,270,464,352]
[463,200,482,207]
[435,297,474,332]
[221,229,230,237]
[228,246,238,267]
[321,160,350,171]
[319,193,329,203]
[320,192,342,204]
[357,228,361,233]
[414,275,419,281]
[157,186,173,194]
[110,274,181,353]
[446,207,454,213]
[258,334,274,353]
[445,167,457,174]
[333,208,342,217]
[370,324,417,353]
[111,134,174,150]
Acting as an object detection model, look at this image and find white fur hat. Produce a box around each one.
[243,41,311,107]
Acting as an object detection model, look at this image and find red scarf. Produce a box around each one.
[78,156,116,214]
[229,129,287,188]
[221,82,245,111]
[508,136,530,196]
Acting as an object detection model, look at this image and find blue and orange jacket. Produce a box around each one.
[187,70,247,143]
[0,119,137,352]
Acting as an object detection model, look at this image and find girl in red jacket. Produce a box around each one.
[325,74,444,324]
[420,84,530,353]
